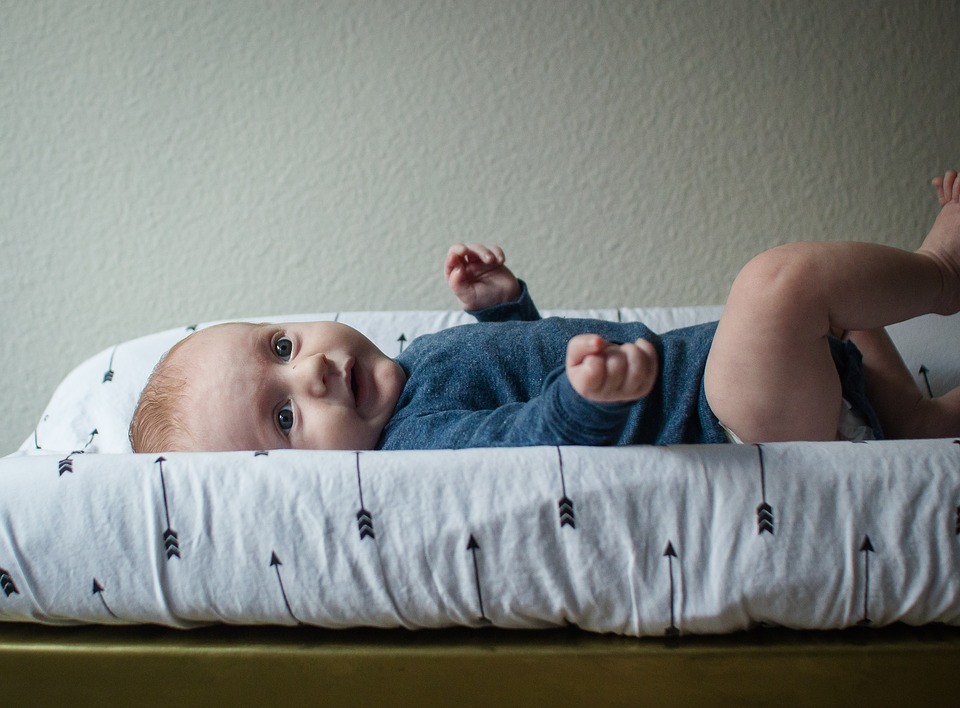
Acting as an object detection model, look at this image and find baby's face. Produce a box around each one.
[176,321,406,451]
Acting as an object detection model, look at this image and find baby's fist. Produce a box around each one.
[566,335,658,403]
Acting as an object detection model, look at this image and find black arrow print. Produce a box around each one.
[755,445,774,535]
[254,450,269,457]
[0,567,18,597]
[186,324,197,332]
[857,535,875,626]
[83,429,98,450]
[34,415,50,450]
[467,535,491,625]
[92,578,118,619]
[155,457,180,560]
[57,448,87,476]
[556,447,576,529]
[919,365,933,397]
[663,541,679,637]
[397,333,407,355]
[58,437,98,475]
[354,452,375,540]
[102,346,117,383]
[270,552,302,625]
[58,454,76,476]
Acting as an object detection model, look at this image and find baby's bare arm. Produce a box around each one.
[566,334,658,403]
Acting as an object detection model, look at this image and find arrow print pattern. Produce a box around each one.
[57,433,98,475]
[355,452,375,541]
[857,535,875,626]
[755,445,774,535]
[58,449,86,476]
[663,541,679,637]
[155,457,180,560]
[92,578,119,619]
[13,431,955,632]
[0,567,18,597]
[58,455,75,476]
[467,534,492,625]
[102,346,117,383]
[270,551,302,625]
[556,448,576,529]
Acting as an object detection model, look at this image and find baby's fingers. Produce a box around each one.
[566,336,658,403]
[446,243,505,271]
[463,243,505,265]
[621,338,658,399]
[445,243,470,278]
[565,334,607,368]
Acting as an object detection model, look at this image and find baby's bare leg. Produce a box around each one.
[705,171,960,442]
[847,327,960,438]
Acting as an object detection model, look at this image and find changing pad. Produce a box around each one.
[2,306,960,636]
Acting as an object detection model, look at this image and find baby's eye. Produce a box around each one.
[277,404,294,433]
[274,335,293,361]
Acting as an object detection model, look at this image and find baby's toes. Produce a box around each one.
[934,175,947,205]
[944,170,959,204]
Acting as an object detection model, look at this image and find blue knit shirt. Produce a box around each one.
[376,284,728,449]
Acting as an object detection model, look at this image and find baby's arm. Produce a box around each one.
[566,334,659,403]
[446,243,522,311]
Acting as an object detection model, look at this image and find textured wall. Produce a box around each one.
[2,0,959,454]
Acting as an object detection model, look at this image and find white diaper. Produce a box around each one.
[721,398,876,444]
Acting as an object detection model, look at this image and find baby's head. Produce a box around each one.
[129,321,406,453]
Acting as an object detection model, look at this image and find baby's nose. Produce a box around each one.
[298,353,329,397]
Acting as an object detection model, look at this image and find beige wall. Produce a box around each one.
[2,0,958,453]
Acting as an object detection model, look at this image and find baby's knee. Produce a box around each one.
[728,243,825,315]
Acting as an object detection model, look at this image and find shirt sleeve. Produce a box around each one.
[465,280,541,322]
[379,367,635,449]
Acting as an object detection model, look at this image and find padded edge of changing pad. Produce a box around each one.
[2,441,960,635]
[13,306,960,456]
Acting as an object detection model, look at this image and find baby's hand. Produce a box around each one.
[445,243,522,311]
[566,334,658,403]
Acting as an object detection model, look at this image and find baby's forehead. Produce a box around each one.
[184,321,259,349]
[171,322,272,451]
[168,322,263,371]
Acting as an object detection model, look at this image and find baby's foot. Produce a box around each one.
[919,170,960,314]
[933,169,960,206]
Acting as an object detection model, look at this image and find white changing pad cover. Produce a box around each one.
[2,306,960,636]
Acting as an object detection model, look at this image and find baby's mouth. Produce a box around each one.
[346,358,360,408]
[351,364,359,405]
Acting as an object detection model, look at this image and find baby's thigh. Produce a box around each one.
[704,313,843,443]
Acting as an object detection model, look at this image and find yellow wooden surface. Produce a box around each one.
[1,623,958,706]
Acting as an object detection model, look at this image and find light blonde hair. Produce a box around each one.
[128,334,200,453]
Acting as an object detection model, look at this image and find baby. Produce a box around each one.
[131,170,960,453]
